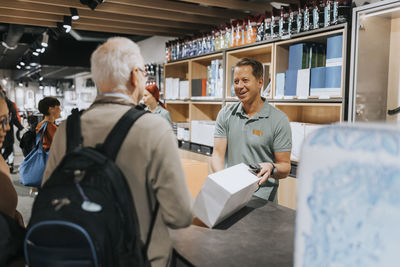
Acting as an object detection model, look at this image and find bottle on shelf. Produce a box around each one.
[264,12,272,40]
[296,4,303,33]
[324,0,332,27]
[312,0,320,30]
[256,14,265,42]
[303,3,311,31]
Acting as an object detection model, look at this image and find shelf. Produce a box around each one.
[274,103,342,124]
[269,98,343,103]
[191,102,222,121]
[166,102,189,122]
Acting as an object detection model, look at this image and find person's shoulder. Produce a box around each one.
[220,101,241,117]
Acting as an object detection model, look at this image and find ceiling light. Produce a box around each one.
[70,8,79,20]
[39,83,44,89]
[39,76,44,81]
[18,81,23,86]
[41,47,46,53]
[26,65,31,69]
[41,32,49,47]
[16,65,21,69]
[63,16,72,30]
[33,51,39,56]
[20,61,25,66]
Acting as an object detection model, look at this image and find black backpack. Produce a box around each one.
[25,107,159,267]
[19,128,36,157]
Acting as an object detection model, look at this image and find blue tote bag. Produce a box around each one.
[19,122,49,187]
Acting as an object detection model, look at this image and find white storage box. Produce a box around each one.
[190,120,216,147]
[193,163,260,228]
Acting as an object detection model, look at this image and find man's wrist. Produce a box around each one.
[270,162,277,175]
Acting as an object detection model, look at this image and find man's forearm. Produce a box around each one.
[211,154,225,173]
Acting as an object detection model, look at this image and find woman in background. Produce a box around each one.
[36,97,61,151]
[142,84,172,125]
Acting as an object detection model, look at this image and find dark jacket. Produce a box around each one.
[3,98,24,148]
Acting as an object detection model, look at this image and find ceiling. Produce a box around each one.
[0,0,295,82]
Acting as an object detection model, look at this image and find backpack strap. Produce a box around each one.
[101,106,148,161]
[66,108,83,153]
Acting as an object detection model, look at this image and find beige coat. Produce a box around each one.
[42,95,193,267]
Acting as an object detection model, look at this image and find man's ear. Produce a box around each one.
[258,77,264,88]
[130,69,138,89]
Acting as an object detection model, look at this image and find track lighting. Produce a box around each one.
[41,32,49,47]
[70,8,79,20]
[63,16,72,33]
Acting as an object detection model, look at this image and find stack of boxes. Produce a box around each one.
[165,78,189,100]
[275,34,342,98]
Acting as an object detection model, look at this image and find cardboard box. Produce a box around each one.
[193,163,260,228]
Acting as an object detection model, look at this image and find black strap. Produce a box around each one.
[101,106,148,161]
[66,108,83,153]
[268,184,279,202]
[144,202,159,252]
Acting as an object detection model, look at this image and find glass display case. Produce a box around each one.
[349,0,400,123]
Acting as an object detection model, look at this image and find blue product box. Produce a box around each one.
[325,66,341,89]
[288,43,306,70]
[285,70,297,96]
[310,67,326,90]
[326,35,343,61]
[275,73,285,97]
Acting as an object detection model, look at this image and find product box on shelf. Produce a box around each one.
[326,34,343,66]
[190,120,216,147]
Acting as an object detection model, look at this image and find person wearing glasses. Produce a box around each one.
[0,90,25,266]
[41,37,193,267]
[142,84,172,125]
[0,86,24,173]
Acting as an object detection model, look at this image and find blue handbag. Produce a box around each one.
[19,122,49,187]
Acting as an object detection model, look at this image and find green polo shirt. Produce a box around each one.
[151,105,172,125]
[214,99,292,201]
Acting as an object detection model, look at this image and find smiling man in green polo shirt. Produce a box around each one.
[211,58,292,201]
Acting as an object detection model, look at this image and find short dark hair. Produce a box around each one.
[38,97,60,115]
[235,58,263,79]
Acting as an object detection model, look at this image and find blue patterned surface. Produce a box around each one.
[298,125,400,267]
[308,126,400,156]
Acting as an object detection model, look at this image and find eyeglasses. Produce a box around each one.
[138,67,148,78]
[0,114,10,131]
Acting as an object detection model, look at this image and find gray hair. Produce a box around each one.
[90,37,144,92]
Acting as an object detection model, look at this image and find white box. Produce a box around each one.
[193,163,260,228]
[179,80,189,100]
[296,69,310,98]
[190,120,215,147]
[290,122,305,161]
